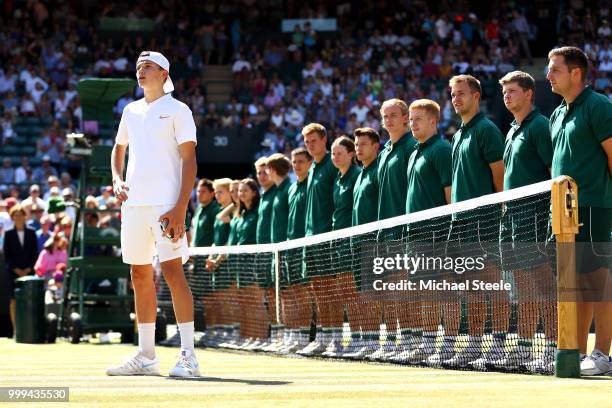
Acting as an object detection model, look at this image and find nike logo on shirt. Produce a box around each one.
[159,115,170,119]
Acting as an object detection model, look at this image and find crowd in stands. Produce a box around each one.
[1,2,612,264]
[0,178,123,291]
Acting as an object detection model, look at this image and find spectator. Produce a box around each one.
[1,111,16,144]
[43,176,60,200]
[0,200,13,238]
[21,184,47,213]
[20,93,37,117]
[0,158,14,185]
[0,67,17,94]
[59,172,75,192]
[349,98,371,123]
[61,188,76,221]
[599,55,612,72]
[34,232,67,282]
[14,157,30,185]
[36,215,52,253]
[511,10,533,65]
[96,186,113,207]
[231,53,251,73]
[32,155,59,183]
[3,204,38,331]
[26,203,43,229]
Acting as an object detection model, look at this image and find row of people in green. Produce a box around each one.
[191,46,610,375]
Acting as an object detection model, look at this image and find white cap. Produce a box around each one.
[136,51,174,94]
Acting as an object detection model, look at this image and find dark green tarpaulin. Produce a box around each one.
[77,78,136,121]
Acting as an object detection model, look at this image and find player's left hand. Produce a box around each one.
[158,206,186,243]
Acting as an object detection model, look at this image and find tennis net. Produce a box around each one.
[176,177,580,374]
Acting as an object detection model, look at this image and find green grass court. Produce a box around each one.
[0,338,610,407]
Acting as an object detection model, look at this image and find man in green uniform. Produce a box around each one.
[251,158,276,350]
[191,179,220,247]
[278,147,313,354]
[342,128,381,359]
[494,71,556,373]
[547,46,612,376]
[297,123,337,357]
[255,157,277,246]
[395,99,452,366]
[443,75,507,370]
[368,98,416,362]
[263,153,292,351]
[189,178,219,345]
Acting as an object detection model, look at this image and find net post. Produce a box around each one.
[274,250,280,325]
[551,176,580,378]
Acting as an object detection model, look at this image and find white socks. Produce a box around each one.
[178,321,195,354]
[138,323,156,359]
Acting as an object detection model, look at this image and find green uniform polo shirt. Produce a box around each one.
[271,178,291,243]
[256,185,276,244]
[213,208,231,246]
[550,86,612,207]
[305,152,336,236]
[332,165,360,230]
[352,158,379,226]
[287,179,308,284]
[377,131,417,220]
[451,111,504,203]
[406,134,452,213]
[287,179,308,240]
[227,215,240,246]
[503,109,552,190]
[191,200,220,247]
[236,208,258,245]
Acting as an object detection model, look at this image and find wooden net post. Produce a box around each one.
[551,176,580,378]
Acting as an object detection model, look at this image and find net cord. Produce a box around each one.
[189,178,555,257]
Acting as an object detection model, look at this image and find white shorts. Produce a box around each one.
[121,205,189,266]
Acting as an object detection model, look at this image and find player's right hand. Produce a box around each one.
[113,180,129,202]
[205,258,217,271]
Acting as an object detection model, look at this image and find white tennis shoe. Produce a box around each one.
[169,350,201,377]
[106,352,160,376]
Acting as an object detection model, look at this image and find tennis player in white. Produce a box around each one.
[107,51,200,377]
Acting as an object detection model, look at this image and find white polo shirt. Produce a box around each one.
[116,94,197,206]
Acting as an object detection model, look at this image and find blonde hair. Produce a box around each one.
[449,75,482,95]
[380,98,409,116]
[213,178,232,191]
[409,99,441,121]
[380,98,409,127]
[301,123,327,138]
[254,156,268,169]
[85,195,98,209]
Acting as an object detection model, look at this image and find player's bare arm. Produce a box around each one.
[158,141,197,243]
[602,137,612,178]
[489,160,504,193]
[111,143,129,202]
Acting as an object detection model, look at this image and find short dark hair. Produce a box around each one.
[499,71,536,102]
[353,127,380,144]
[548,46,589,81]
[197,178,214,192]
[291,147,312,161]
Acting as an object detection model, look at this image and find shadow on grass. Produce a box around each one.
[166,376,291,385]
